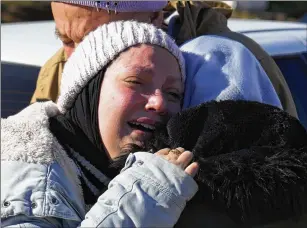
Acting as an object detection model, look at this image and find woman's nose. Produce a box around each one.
[145,89,167,115]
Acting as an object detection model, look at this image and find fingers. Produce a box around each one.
[155,147,199,177]
[155,148,170,155]
[167,147,185,160]
[175,147,185,153]
[185,162,199,177]
[176,150,194,169]
[155,147,185,160]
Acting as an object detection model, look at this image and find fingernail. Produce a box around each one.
[185,150,192,155]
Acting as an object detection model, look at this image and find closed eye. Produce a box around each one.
[126,80,142,85]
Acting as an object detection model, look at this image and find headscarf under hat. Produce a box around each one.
[57,20,185,114]
[50,20,185,206]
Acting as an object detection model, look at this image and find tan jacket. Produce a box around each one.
[30,48,66,103]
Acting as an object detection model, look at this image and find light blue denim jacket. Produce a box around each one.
[1,102,198,227]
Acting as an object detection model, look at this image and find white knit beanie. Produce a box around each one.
[57,20,185,114]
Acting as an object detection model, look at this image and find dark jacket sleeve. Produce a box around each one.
[147,100,307,227]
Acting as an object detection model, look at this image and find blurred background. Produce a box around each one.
[1,1,307,125]
[1,1,307,23]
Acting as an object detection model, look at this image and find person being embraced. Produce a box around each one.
[112,100,307,227]
[1,21,198,227]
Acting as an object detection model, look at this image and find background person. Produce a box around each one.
[30,0,166,103]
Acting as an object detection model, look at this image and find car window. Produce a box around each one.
[274,53,307,129]
[1,62,40,118]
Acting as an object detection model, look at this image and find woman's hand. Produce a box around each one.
[155,147,199,177]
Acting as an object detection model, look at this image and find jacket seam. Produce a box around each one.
[95,173,183,227]
[95,179,139,227]
[42,164,51,217]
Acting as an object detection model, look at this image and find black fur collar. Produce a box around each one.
[146,100,307,226]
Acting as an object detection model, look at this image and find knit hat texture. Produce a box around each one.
[57,0,167,12]
[57,20,185,113]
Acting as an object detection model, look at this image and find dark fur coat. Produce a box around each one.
[144,100,307,227]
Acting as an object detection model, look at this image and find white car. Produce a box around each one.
[223,1,269,11]
[1,19,307,127]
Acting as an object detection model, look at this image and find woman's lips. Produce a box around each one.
[128,117,162,132]
[128,124,154,142]
[127,117,164,141]
[128,121,155,131]
[134,117,158,126]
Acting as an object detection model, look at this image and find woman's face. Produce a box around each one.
[98,44,183,159]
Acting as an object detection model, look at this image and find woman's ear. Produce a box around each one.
[150,11,164,27]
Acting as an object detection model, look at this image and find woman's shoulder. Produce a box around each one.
[1,101,85,223]
[1,101,82,190]
[1,101,61,164]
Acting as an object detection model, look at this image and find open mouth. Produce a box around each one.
[128,121,156,132]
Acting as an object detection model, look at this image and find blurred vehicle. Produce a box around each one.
[301,13,307,23]
[1,19,307,128]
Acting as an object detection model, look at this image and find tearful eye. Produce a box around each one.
[126,80,142,85]
[129,80,142,84]
[124,77,143,85]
